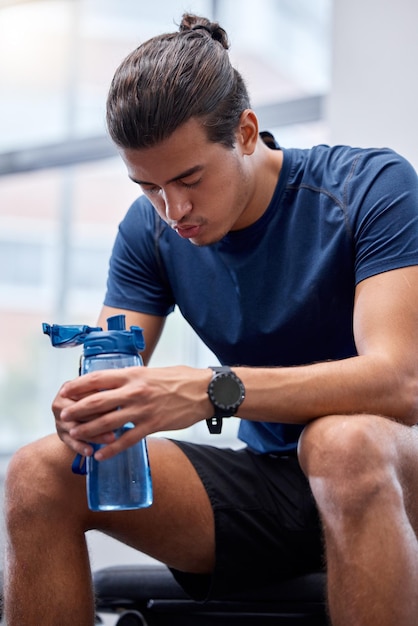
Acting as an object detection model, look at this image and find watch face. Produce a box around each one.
[213,374,243,408]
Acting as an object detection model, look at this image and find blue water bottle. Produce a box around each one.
[43,315,153,511]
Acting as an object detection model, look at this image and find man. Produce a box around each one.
[4,13,418,626]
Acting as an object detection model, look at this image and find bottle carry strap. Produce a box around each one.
[71,443,100,475]
[72,453,87,475]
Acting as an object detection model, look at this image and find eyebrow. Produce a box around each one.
[129,165,204,187]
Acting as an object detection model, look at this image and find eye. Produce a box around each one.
[141,184,161,195]
[179,177,201,189]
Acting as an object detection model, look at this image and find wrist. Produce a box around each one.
[206,366,246,434]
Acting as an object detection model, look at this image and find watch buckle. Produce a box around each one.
[206,417,223,434]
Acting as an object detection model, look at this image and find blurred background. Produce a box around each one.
[0,0,417,620]
[0,0,332,455]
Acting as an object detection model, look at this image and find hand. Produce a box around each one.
[53,365,213,459]
[52,381,116,458]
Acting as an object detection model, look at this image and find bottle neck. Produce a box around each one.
[81,352,142,374]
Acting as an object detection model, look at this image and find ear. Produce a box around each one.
[236,109,259,155]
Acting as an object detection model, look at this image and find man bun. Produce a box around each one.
[107,12,249,149]
[179,13,230,50]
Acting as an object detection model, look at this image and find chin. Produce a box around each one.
[190,233,225,247]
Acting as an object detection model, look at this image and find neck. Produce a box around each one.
[244,138,283,226]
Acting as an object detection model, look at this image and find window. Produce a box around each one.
[0,241,43,286]
[0,0,332,453]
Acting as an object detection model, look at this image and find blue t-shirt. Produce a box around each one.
[104,143,418,453]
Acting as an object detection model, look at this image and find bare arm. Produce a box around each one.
[56,266,418,459]
[52,305,167,454]
[97,305,166,365]
[236,265,418,426]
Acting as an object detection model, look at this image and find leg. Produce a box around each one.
[3,434,214,626]
[298,414,418,626]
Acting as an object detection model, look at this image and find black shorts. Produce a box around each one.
[169,440,324,601]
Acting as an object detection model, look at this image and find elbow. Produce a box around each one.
[398,410,418,428]
[393,371,418,426]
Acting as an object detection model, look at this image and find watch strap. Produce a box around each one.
[206,366,230,434]
[206,366,245,434]
[206,416,223,434]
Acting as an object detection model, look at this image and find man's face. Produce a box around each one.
[119,117,255,246]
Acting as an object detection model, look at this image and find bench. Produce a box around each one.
[93,563,328,625]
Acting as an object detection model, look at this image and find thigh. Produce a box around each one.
[6,434,216,574]
[89,437,216,573]
[169,442,323,600]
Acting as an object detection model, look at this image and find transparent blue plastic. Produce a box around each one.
[43,315,153,512]
[81,351,153,512]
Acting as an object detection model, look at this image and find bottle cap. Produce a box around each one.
[83,328,144,356]
[42,314,145,354]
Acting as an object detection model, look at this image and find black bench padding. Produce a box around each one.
[93,563,328,625]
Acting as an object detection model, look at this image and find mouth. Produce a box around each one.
[174,224,202,239]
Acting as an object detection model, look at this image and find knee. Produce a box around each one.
[298,415,401,515]
[4,435,73,530]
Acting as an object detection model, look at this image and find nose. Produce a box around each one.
[162,188,192,223]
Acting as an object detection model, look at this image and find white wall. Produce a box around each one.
[328,0,418,170]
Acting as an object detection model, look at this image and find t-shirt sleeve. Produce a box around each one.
[104,197,175,316]
[350,149,418,284]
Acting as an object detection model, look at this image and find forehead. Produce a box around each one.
[119,118,231,184]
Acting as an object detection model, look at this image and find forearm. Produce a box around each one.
[234,355,418,426]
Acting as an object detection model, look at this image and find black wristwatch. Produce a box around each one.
[206,366,245,434]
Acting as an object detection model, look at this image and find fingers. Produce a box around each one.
[51,365,209,459]
[52,378,136,459]
[58,369,143,426]
[93,427,142,461]
[60,388,122,423]
[56,415,117,458]
[52,381,119,456]
[60,367,139,400]
[68,406,129,440]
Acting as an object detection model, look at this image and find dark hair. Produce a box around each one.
[106,14,251,150]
